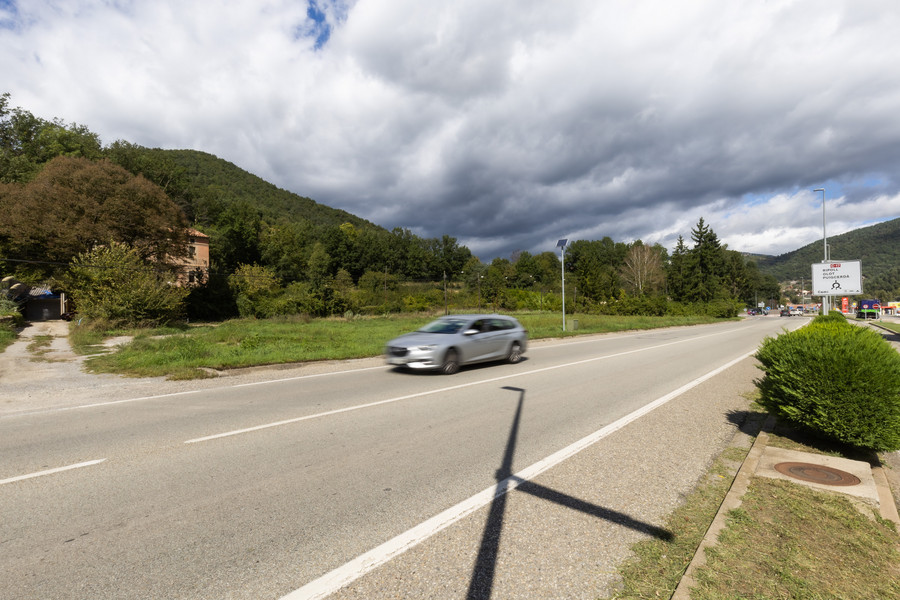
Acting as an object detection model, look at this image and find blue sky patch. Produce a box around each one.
[305,0,331,50]
[0,0,19,30]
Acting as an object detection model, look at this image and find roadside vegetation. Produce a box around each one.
[612,400,900,600]
[691,420,900,600]
[613,432,761,599]
[875,319,900,334]
[756,312,900,452]
[613,313,900,598]
[0,296,23,352]
[74,311,724,380]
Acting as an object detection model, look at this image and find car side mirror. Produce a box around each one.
[464,328,479,336]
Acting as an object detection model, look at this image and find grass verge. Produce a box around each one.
[612,411,765,600]
[874,319,900,334]
[0,324,16,352]
[691,477,900,599]
[611,406,900,600]
[76,312,724,379]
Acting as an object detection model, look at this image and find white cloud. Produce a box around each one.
[2,0,899,260]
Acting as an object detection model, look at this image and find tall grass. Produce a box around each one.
[82,312,725,379]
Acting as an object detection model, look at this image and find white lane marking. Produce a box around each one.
[280,351,755,600]
[0,459,107,486]
[2,366,390,418]
[186,325,743,444]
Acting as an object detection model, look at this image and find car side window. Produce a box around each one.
[489,318,512,331]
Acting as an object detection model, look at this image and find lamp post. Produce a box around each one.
[557,239,568,331]
[813,188,828,314]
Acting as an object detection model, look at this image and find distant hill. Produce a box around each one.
[164,149,378,230]
[750,217,900,292]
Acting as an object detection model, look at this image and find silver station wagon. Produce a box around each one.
[385,314,528,374]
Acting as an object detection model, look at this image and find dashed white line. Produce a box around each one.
[0,459,107,486]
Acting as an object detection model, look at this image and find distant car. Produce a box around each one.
[780,309,791,317]
[385,314,528,374]
[790,308,803,316]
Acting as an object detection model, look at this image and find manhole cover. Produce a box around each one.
[773,462,861,486]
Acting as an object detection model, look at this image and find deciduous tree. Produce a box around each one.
[0,156,187,279]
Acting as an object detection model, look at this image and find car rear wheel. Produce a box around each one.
[441,349,460,375]
[506,341,522,364]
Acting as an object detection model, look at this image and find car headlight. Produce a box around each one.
[413,344,437,351]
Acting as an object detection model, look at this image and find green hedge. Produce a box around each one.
[755,317,900,452]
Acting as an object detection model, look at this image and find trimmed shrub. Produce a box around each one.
[755,320,900,452]
[814,311,848,325]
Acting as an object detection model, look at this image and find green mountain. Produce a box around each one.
[750,218,900,299]
[120,146,380,232]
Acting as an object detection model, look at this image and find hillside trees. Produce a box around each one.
[866,265,900,301]
[1,93,102,183]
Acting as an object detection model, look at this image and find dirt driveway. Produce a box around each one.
[0,320,384,417]
[0,320,154,415]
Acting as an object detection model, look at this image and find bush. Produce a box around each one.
[599,295,668,316]
[755,320,900,452]
[0,296,23,323]
[814,310,848,325]
[665,300,741,318]
[65,243,188,327]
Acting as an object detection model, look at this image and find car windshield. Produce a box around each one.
[418,318,470,334]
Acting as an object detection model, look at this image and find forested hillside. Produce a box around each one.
[108,144,375,232]
[752,218,900,300]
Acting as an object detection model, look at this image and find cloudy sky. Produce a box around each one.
[2,0,899,261]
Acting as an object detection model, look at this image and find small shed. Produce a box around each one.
[24,286,68,321]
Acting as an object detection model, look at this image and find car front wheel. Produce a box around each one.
[506,341,522,364]
[441,349,460,375]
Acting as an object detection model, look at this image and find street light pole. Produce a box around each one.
[557,239,568,331]
[813,188,828,314]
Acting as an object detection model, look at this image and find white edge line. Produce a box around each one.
[0,458,107,486]
[280,350,755,600]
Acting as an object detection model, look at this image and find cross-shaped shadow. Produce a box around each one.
[466,386,673,600]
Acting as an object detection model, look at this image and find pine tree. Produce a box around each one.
[667,235,689,301]
[687,218,724,302]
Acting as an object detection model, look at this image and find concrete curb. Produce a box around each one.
[671,415,900,600]
[670,415,776,600]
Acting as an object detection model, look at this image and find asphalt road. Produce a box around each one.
[0,316,804,599]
